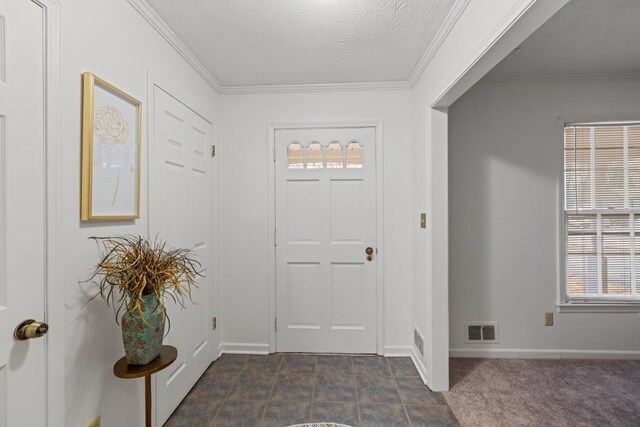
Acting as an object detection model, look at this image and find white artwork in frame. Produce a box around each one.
[81,72,141,220]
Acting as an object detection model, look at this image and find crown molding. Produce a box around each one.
[478,71,640,86]
[127,0,222,93]
[220,80,411,95]
[407,0,471,88]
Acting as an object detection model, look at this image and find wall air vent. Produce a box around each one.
[467,325,482,341]
[482,325,496,341]
[414,326,424,356]
[465,322,499,344]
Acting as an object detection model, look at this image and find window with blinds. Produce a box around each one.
[564,123,640,301]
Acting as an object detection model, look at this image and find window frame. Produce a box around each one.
[558,115,640,312]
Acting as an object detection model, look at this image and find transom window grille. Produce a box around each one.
[564,123,640,301]
[306,142,324,169]
[287,142,304,169]
[286,140,364,169]
[346,141,364,169]
[326,141,344,168]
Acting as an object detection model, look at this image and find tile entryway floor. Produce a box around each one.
[165,353,458,426]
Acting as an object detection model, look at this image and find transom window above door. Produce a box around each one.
[563,122,640,303]
[287,140,364,169]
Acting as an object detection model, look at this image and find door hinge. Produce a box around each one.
[274,317,277,332]
[212,145,216,157]
[213,317,217,330]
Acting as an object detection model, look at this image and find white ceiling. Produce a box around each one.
[484,0,640,81]
[145,0,455,87]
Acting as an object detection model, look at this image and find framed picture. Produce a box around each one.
[81,72,141,220]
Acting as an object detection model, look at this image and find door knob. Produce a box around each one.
[366,247,374,261]
[14,319,49,341]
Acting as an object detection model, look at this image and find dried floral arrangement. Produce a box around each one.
[86,235,203,328]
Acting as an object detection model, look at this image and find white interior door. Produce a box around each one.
[0,1,47,426]
[151,85,215,425]
[275,127,377,354]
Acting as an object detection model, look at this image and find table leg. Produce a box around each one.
[145,375,151,427]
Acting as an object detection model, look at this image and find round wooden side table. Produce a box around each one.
[114,345,177,427]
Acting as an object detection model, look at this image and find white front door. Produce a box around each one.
[151,85,216,425]
[275,127,378,353]
[0,1,47,426]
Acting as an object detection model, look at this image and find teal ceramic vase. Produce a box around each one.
[121,294,165,365]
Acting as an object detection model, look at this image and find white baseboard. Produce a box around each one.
[218,342,270,356]
[410,346,429,385]
[383,346,412,357]
[450,348,640,360]
[217,343,421,358]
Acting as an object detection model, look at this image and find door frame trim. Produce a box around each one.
[146,70,220,425]
[267,121,385,355]
[21,0,66,425]
[31,0,65,425]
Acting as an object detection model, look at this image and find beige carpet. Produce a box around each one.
[444,358,640,427]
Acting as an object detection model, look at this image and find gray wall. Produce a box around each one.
[448,79,640,356]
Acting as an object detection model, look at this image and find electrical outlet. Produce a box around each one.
[420,213,427,229]
[544,312,554,326]
[86,416,100,427]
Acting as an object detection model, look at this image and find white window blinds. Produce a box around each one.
[564,123,640,301]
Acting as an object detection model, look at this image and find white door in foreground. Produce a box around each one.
[0,1,47,426]
[275,127,377,353]
[151,86,215,425]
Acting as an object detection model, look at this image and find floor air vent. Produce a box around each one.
[465,322,499,343]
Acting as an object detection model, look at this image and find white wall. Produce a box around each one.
[449,79,640,356]
[61,1,220,426]
[219,90,413,354]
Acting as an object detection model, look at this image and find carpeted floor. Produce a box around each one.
[444,358,640,427]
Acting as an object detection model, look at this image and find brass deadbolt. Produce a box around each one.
[14,319,49,341]
[365,247,374,255]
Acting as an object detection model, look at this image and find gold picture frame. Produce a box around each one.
[81,72,141,221]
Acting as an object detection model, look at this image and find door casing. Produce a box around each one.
[31,1,65,426]
[267,121,385,355]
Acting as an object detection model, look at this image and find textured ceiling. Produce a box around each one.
[484,0,640,81]
[145,0,455,86]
